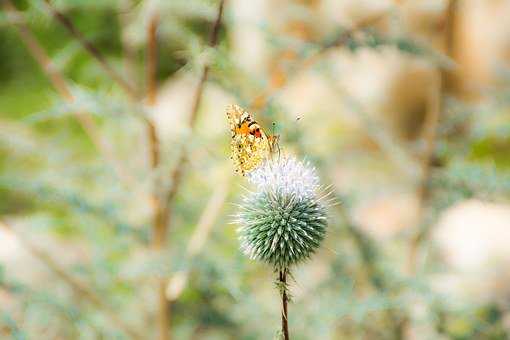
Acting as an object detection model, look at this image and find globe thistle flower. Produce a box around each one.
[235,156,329,270]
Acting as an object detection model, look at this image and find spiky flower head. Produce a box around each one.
[235,156,328,270]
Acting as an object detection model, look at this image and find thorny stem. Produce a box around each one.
[279,269,289,340]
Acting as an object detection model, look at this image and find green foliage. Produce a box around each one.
[1,0,510,339]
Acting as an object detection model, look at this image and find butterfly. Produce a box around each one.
[226,104,279,176]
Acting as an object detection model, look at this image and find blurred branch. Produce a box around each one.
[407,0,458,276]
[252,9,391,109]
[118,0,139,91]
[147,0,225,340]
[336,205,384,290]
[0,176,147,241]
[146,12,160,171]
[151,3,225,336]
[4,3,70,100]
[1,275,100,336]
[185,175,229,258]
[323,74,418,178]
[3,0,134,187]
[42,0,139,100]
[334,195,404,339]
[166,174,230,301]
[404,1,458,338]
[312,10,392,59]
[142,10,170,340]
[40,0,161,211]
[407,71,442,273]
[157,0,226,253]
[146,13,159,106]
[41,0,166,211]
[0,220,142,340]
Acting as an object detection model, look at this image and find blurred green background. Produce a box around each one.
[1,0,510,339]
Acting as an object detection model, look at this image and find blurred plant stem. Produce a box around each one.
[406,70,443,274]
[146,13,159,106]
[142,9,170,340]
[251,8,391,110]
[119,0,139,92]
[0,220,143,339]
[166,175,230,301]
[6,1,225,338]
[328,80,419,179]
[147,1,225,339]
[185,175,230,258]
[334,197,404,339]
[154,0,225,265]
[41,0,139,99]
[279,269,290,340]
[2,0,135,187]
[407,0,459,279]
[404,1,459,339]
[41,0,160,200]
